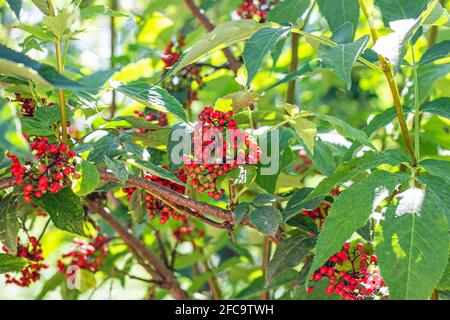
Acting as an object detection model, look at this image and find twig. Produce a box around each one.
[110,0,118,118]
[153,229,170,268]
[183,0,241,73]
[261,237,272,300]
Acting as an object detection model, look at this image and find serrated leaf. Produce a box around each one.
[421,159,450,185]
[21,118,55,137]
[375,190,449,299]
[80,5,128,19]
[243,27,289,86]
[422,97,450,119]
[291,117,317,154]
[316,0,360,40]
[252,194,282,206]
[268,0,311,24]
[249,206,282,236]
[319,36,369,90]
[437,257,450,291]
[0,195,20,254]
[0,97,30,159]
[31,0,50,15]
[266,233,315,285]
[414,63,450,104]
[233,203,250,225]
[73,160,100,196]
[314,113,375,149]
[115,82,187,122]
[374,0,429,26]
[6,0,22,19]
[44,8,77,40]
[419,40,450,65]
[34,187,85,236]
[284,188,320,221]
[418,174,450,224]
[104,156,128,183]
[171,20,262,75]
[0,44,88,90]
[308,171,406,284]
[0,254,29,273]
[127,159,184,186]
[221,91,261,112]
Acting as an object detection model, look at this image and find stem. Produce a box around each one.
[110,0,118,118]
[183,0,241,73]
[48,1,68,144]
[411,42,421,160]
[261,237,272,300]
[286,32,299,104]
[201,256,222,299]
[358,0,417,165]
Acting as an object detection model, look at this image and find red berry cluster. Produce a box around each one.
[293,150,313,174]
[307,243,386,300]
[237,0,279,22]
[183,107,261,200]
[133,109,168,133]
[172,223,205,242]
[57,234,110,275]
[12,93,53,117]
[123,167,188,224]
[162,34,203,105]
[302,187,340,224]
[8,138,79,203]
[3,236,48,287]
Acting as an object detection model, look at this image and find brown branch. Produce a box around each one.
[86,199,189,300]
[183,0,241,73]
[261,237,272,299]
[0,177,16,190]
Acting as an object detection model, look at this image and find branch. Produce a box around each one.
[86,198,189,300]
[183,0,241,73]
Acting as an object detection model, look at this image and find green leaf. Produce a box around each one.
[170,20,262,75]
[31,0,50,15]
[115,83,187,122]
[284,188,321,221]
[0,195,20,255]
[437,257,450,291]
[21,118,55,137]
[79,269,97,293]
[220,91,261,112]
[314,113,375,149]
[0,98,30,159]
[291,117,317,155]
[305,150,409,203]
[268,0,311,24]
[422,97,450,119]
[37,272,65,300]
[34,187,86,236]
[316,0,360,40]
[243,27,289,86]
[266,233,315,285]
[375,189,449,299]
[6,0,22,19]
[129,190,146,224]
[374,0,429,26]
[249,206,282,236]
[0,44,87,90]
[80,5,128,19]
[318,36,369,90]
[421,159,450,185]
[104,156,128,183]
[419,174,450,224]
[127,159,185,186]
[233,203,251,225]
[308,171,406,282]
[419,40,450,65]
[0,254,29,274]
[252,194,283,206]
[43,8,77,40]
[415,63,450,103]
[73,160,100,196]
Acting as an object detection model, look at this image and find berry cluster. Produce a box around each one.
[8,138,79,203]
[57,234,110,275]
[162,34,203,106]
[172,223,205,243]
[237,0,279,22]
[12,93,53,117]
[123,166,187,224]
[301,187,340,225]
[183,107,261,200]
[293,150,313,174]
[133,109,168,133]
[3,237,48,287]
[307,243,386,300]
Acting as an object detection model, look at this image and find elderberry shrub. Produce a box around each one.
[2,236,48,287]
[308,243,386,300]
[123,166,188,224]
[161,34,203,106]
[236,0,279,22]
[57,233,110,276]
[8,137,79,203]
[183,106,261,200]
